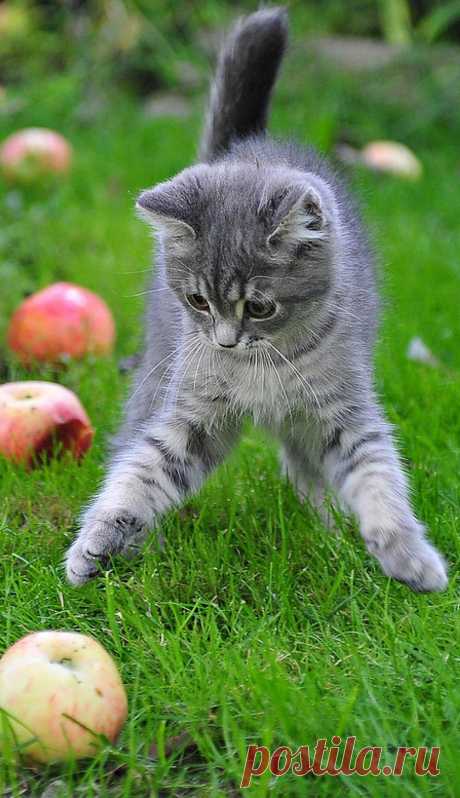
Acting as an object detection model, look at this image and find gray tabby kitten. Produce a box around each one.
[66,8,447,592]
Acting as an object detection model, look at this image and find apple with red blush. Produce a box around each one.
[0,128,72,182]
[0,381,93,465]
[0,631,128,762]
[8,282,115,364]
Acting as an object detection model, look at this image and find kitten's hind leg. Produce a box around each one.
[279,439,337,529]
[321,406,448,592]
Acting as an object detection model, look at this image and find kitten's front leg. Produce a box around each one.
[66,414,238,585]
[322,411,448,592]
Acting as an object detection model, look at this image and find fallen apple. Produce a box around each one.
[361,140,422,180]
[8,282,116,364]
[0,128,72,182]
[0,631,128,763]
[0,381,93,465]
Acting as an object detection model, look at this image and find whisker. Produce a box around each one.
[264,346,295,432]
[167,339,204,415]
[265,341,321,412]
[249,287,273,303]
[119,266,154,275]
[148,336,202,413]
[129,331,196,402]
[193,340,208,392]
[124,287,171,299]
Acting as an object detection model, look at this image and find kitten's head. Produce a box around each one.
[137,161,341,353]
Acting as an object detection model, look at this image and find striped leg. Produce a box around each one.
[322,411,448,592]
[66,414,239,585]
[280,438,336,528]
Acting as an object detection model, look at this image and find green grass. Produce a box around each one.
[1,40,460,798]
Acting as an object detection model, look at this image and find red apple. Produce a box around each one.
[0,381,93,465]
[0,128,72,182]
[0,631,128,763]
[8,282,116,363]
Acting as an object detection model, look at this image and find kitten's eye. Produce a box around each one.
[246,299,277,320]
[186,293,210,312]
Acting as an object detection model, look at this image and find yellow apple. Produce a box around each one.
[0,631,128,762]
[361,140,422,180]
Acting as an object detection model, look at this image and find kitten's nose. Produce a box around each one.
[214,322,238,348]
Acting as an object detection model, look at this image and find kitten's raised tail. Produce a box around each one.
[199,7,288,162]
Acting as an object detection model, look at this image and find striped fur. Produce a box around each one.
[199,7,288,161]
[66,9,447,592]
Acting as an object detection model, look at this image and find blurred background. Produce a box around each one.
[2,0,460,104]
[2,0,460,93]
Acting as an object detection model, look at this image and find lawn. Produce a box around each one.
[0,36,459,797]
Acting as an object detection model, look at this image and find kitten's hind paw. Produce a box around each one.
[65,513,147,585]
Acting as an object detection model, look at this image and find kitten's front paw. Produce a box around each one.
[65,513,147,586]
[368,531,448,593]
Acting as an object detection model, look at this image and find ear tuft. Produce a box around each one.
[267,186,328,250]
[136,179,197,242]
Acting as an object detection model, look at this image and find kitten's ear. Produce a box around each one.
[267,185,329,250]
[136,178,197,242]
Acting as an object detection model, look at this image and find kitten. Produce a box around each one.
[66,8,447,592]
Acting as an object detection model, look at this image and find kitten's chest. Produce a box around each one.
[201,357,306,425]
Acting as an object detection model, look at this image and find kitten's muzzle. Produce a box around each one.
[213,321,240,348]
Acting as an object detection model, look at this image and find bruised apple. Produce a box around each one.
[0,128,72,182]
[0,631,128,762]
[0,381,93,465]
[8,282,115,364]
